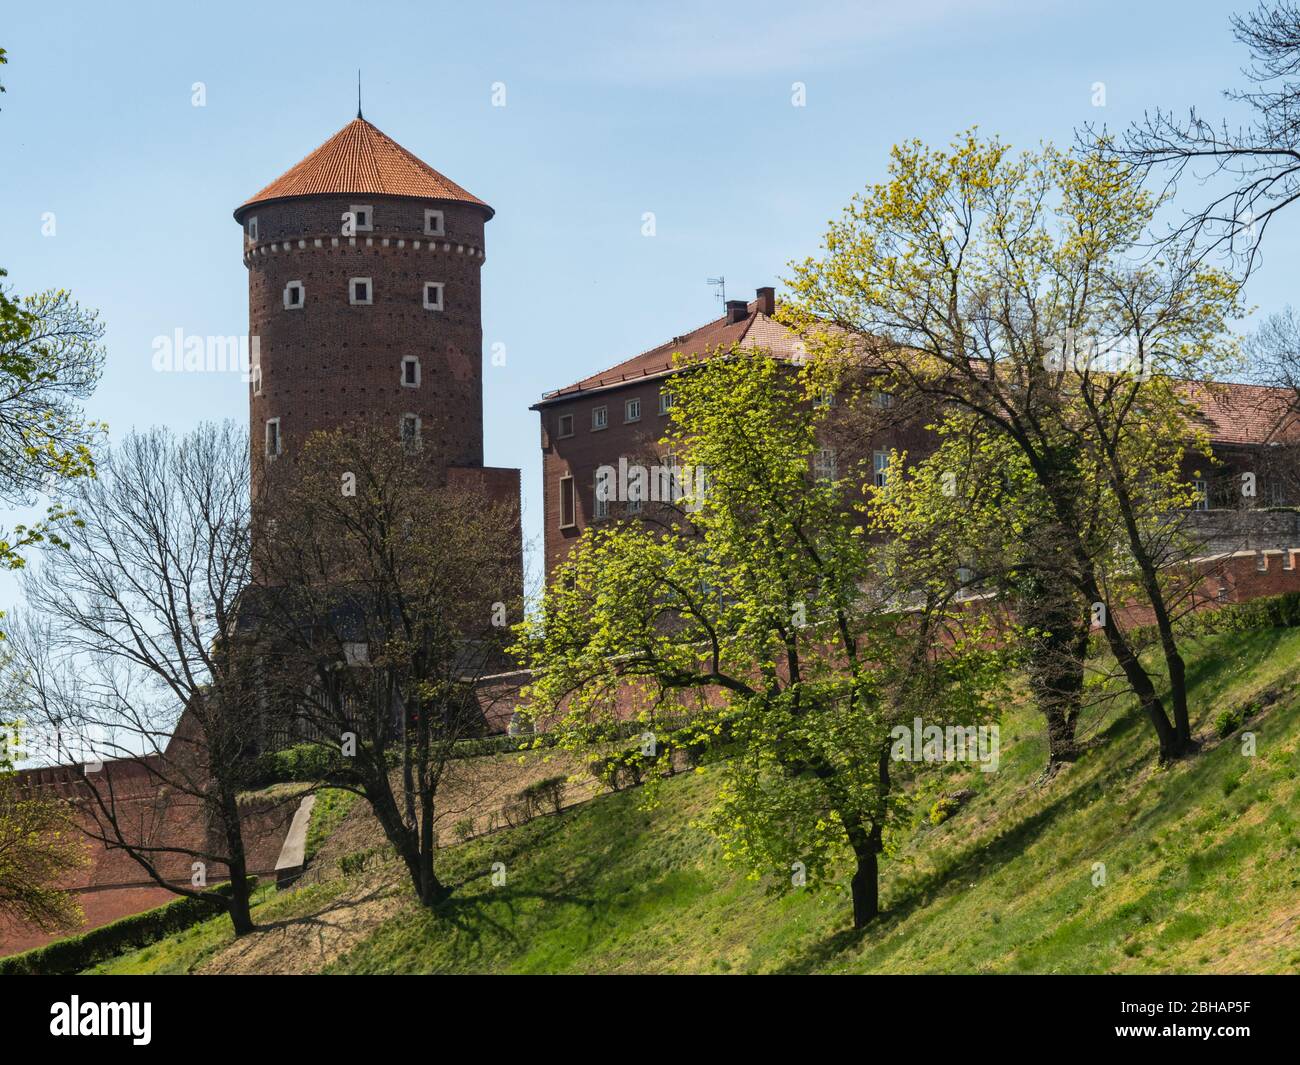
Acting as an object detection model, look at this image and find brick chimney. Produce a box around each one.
[725,299,749,324]
[754,286,775,316]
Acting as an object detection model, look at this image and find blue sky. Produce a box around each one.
[3,0,1297,607]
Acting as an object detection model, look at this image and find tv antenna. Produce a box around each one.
[707,275,726,305]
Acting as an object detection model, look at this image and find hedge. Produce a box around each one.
[0,877,256,976]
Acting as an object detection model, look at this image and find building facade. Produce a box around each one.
[234,115,522,526]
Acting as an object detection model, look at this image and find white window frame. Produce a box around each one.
[265,417,281,458]
[251,363,263,396]
[283,279,305,310]
[400,413,422,450]
[594,495,610,521]
[873,390,895,409]
[401,356,421,388]
[592,405,608,431]
[424,209,445,236]
[423,281,445,311]
[559,475,576,529]
[557,413,574,439]
[349,204,374,232]
[246,216,259,242]
[625,397,641,423]
[658,389,674,416]
[815,447,838,481]
[1194,479,1209,511]
[350,277,373,305]
[814,390,835,408]
[873,450,890,488]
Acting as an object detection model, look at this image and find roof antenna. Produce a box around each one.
[707,275,726,306]
[357,69,363,120]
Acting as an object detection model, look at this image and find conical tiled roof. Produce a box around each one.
[237,118,492,217]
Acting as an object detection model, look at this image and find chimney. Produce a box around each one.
[755,286,776,316]
[725,299,749,324]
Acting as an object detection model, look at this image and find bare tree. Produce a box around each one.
[1084,2,1300,276]
[249,425,523,907]
[11,422,274,935]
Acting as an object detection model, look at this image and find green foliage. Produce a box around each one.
[0,878,255,975]
[519,349,1006,925]
[517,774,567,815]
[305,788,358,862]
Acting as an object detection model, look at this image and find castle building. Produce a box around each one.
[533,292,1300,582]
[234,114,521,527]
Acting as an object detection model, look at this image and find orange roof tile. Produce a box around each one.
[536,300,809,404]
[238,118,491,217]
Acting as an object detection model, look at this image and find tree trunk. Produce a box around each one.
[849,847,879,929]
[226,872,255,936]
[216,782,256,936]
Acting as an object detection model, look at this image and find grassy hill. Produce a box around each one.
[88,628,1300,974]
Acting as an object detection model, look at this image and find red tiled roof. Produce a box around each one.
[536,299,808,404]
[1178,379,1300,447]
[238,118,492,217]
[540,301,1300,448]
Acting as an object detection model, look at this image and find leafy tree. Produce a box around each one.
[519,351,1004,928]
[785,134,1237,762]
[0,279,105,611]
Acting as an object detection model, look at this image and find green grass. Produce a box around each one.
[306,788,359,862]
[87,628,1300,974]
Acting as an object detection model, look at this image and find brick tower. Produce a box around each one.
[234,114,498,481]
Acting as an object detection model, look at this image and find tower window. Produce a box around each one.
[557,413,574,438]
[350,278,372,305]
[423,282,444,311]
[625,397,641,423]
[400,413,422,450]
[592,406,608,431]
[251,364,263,395]
[559,476,576,529]
[265,418,281,458]
[283,280,304,310]
[349,205,373,232]
[246,216,259,241]
[424,210,445,236]
[402,356,421,388]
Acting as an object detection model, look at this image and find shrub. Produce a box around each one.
[518,775,566,815]
[453,818,475,842]
[1214,706,1245,738]
[0,878,256,976]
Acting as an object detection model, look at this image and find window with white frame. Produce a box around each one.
[350,278,373,305]
[625,397,641,423]
[246,216,259,241]
[658,389,674,415]
[401,357,421,388]
[873,390,895,409]
[594,495,610,520]
[814,447,838,481]
[349,205,373,231]
[283,280,304,310]
[1194,479,1209,511]
[873,450,890,488]
[559,476,576,528]
[592,405,608,431]
[400,413,422,450]
[265,418,281,458]
[814,390,835,408]
[251,364,263,395]
[557,413,574,438]
[424,209,445,236]
[423,282,444,311]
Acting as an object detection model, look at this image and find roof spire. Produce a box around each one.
[356,69,363,120]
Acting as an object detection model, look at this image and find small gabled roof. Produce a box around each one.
[237,117,492,219]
